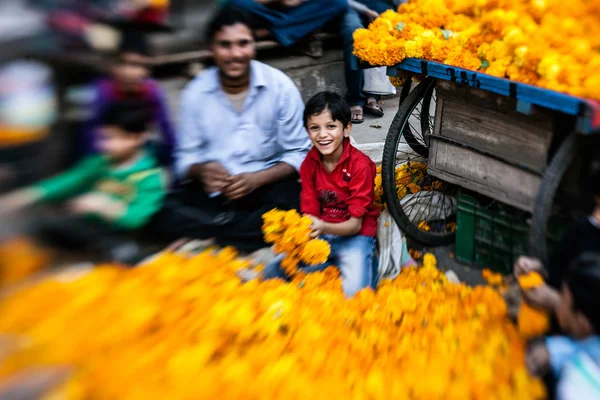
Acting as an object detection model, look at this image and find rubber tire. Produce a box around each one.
[382,77,455,246]
[400,84,434,158]
[529,134,579,262]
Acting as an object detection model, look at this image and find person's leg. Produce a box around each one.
[215,179,301,252]
[35,214,142,264]
[335,235,377,297]
[363,0,396,14]
[146,183,235,243]
[340,8,366,123]
[267,0,349,46]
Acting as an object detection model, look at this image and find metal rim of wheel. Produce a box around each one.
[382,77,458,246]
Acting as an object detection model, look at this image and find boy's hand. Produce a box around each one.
[513,256,544,280]
[522,283,561,311]
[526,342,550,377]
[0,189,39,215]
[190,162,231,195]
[223,172,260,200]
[69,193,110,215]
[308,216,325,238]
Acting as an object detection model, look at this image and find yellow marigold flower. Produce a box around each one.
[518,272,544,289]
[407,183,421,194]
[300,239,330,265]
[418,221,431,231]
[481,268,503,286]
[518,302,550,338]
[423,252,437,269]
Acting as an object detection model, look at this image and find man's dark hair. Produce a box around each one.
[566,252,600,332]
[205,5,256,42]
[100,100,154,135]
[303,91,352,128]
[119,29,150,57]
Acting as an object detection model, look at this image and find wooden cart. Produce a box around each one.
[381,59,600,262]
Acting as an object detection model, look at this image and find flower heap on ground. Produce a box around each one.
[374,162,440,211]
[262,209,330,276]
[0,238,50,287]
[0,249,545,399]
[354,0,600,100]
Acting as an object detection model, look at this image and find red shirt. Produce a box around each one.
[300,139,380,237]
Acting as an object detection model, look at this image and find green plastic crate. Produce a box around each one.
[455,193,529,275]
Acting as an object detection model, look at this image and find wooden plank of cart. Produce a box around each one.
[380,58,600,263]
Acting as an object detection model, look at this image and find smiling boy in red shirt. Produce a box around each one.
[262,91,380,296]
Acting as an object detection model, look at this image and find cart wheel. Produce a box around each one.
[530,134,597,262]
[382,77,458,246]
[398,80,435,158]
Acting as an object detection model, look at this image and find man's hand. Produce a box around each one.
[308,215,325,238]
[190,162,231,195]
[364,8,380,22]
[0,189,39,216]
[522,283,561,311]
[281,0,304,7]
[223,172,261,200]
[513,256,544,280]
[526,342,550,377]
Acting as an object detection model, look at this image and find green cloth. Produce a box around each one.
[34,153,166,230]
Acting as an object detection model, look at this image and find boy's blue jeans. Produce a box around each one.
[263,235,378,297]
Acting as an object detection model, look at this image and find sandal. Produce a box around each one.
[364,100,384,117]
[350,106,364,124]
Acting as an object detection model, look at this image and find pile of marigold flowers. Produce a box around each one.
[262,209,330,276]
[354,0,600,100]
[374,162,444,211]
[0,248,546,399]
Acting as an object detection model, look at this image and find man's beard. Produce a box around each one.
[219,63,250,87]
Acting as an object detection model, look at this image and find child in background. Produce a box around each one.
[262,92,380,296]
[0,100,167,264]
[83,29,176,166]
[526,253,600,400]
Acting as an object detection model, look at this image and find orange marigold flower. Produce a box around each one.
[518,272,545,289]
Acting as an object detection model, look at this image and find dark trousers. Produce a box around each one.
[341,1,394,107]
[228,0,348,47]
[148,179,301,252]
[33,214,140,264]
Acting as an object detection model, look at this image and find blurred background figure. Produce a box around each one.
[0,100,167,265]
[82,27,176,166]
[343,0,399,123]
[0,61,59,192]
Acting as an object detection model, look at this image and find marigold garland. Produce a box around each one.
[0,250,545,399]
[262,209,330,276]
[354,0,600,100]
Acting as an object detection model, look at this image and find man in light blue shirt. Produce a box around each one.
[150,5,311,251]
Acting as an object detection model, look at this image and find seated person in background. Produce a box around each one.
[83,28,176,166]
[343,0,398,123]
[526,253,600,400]
[149,6,311,253]
[260,92,380,297]
[0,100,167,264]
[226,0,348,47]
[514,161,600,310]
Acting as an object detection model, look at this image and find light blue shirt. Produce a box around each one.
[176,60,311,178]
